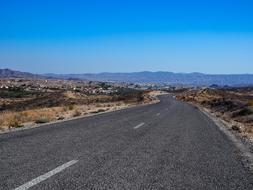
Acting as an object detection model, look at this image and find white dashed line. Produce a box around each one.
[134,122,145,129]
[14,160,78,190]
[156,113,160,116]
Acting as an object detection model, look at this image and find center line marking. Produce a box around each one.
[156,113,160,116]
[134,122,145,129]
[14,160,78,190]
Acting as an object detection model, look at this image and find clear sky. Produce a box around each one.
[0,0,253,74]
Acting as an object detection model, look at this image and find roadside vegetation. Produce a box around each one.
[0,84,157,131]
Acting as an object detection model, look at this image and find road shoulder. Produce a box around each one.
[197,105,253,172]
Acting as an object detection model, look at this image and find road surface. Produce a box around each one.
[0,95,252,189]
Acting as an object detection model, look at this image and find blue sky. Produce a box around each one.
[0,0,253,74]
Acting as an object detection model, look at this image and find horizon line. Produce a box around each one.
[2,68,253,76]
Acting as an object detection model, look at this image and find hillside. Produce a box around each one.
[0,69,40,79]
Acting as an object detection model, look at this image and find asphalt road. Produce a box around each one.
[0,95,252,190]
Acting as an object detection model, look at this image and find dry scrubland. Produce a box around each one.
[177,88,253,140]
[0,86,157,131]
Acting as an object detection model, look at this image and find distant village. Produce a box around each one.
[0,78,120,95]
[0,77,199,96]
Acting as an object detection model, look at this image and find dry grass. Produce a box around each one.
[6,114,24,128]
[0,108,59,129]
[0,90,157,131]
[0,101,138,130]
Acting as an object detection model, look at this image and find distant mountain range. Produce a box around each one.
[1,68,253,87]
[43,72,253,87]
[0,69,41,79]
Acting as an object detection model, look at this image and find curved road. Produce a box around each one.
[0,95,252,189]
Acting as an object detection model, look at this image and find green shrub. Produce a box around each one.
[68,104,75,110]
[237,108,253,116]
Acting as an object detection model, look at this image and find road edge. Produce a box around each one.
[197,105,253,172]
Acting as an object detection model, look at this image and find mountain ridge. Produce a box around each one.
[0,68,40,78]
[1,68,253,86]
[43,72,253,86]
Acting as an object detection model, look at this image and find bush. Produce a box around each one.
[68,104,75,110]
[8,114,23,128]
[63,105,75,111]
[234,108,253,117]
[114,88,144,102]
[35,117,50,124]
[238,108,253,116]
[73,110,82,117]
